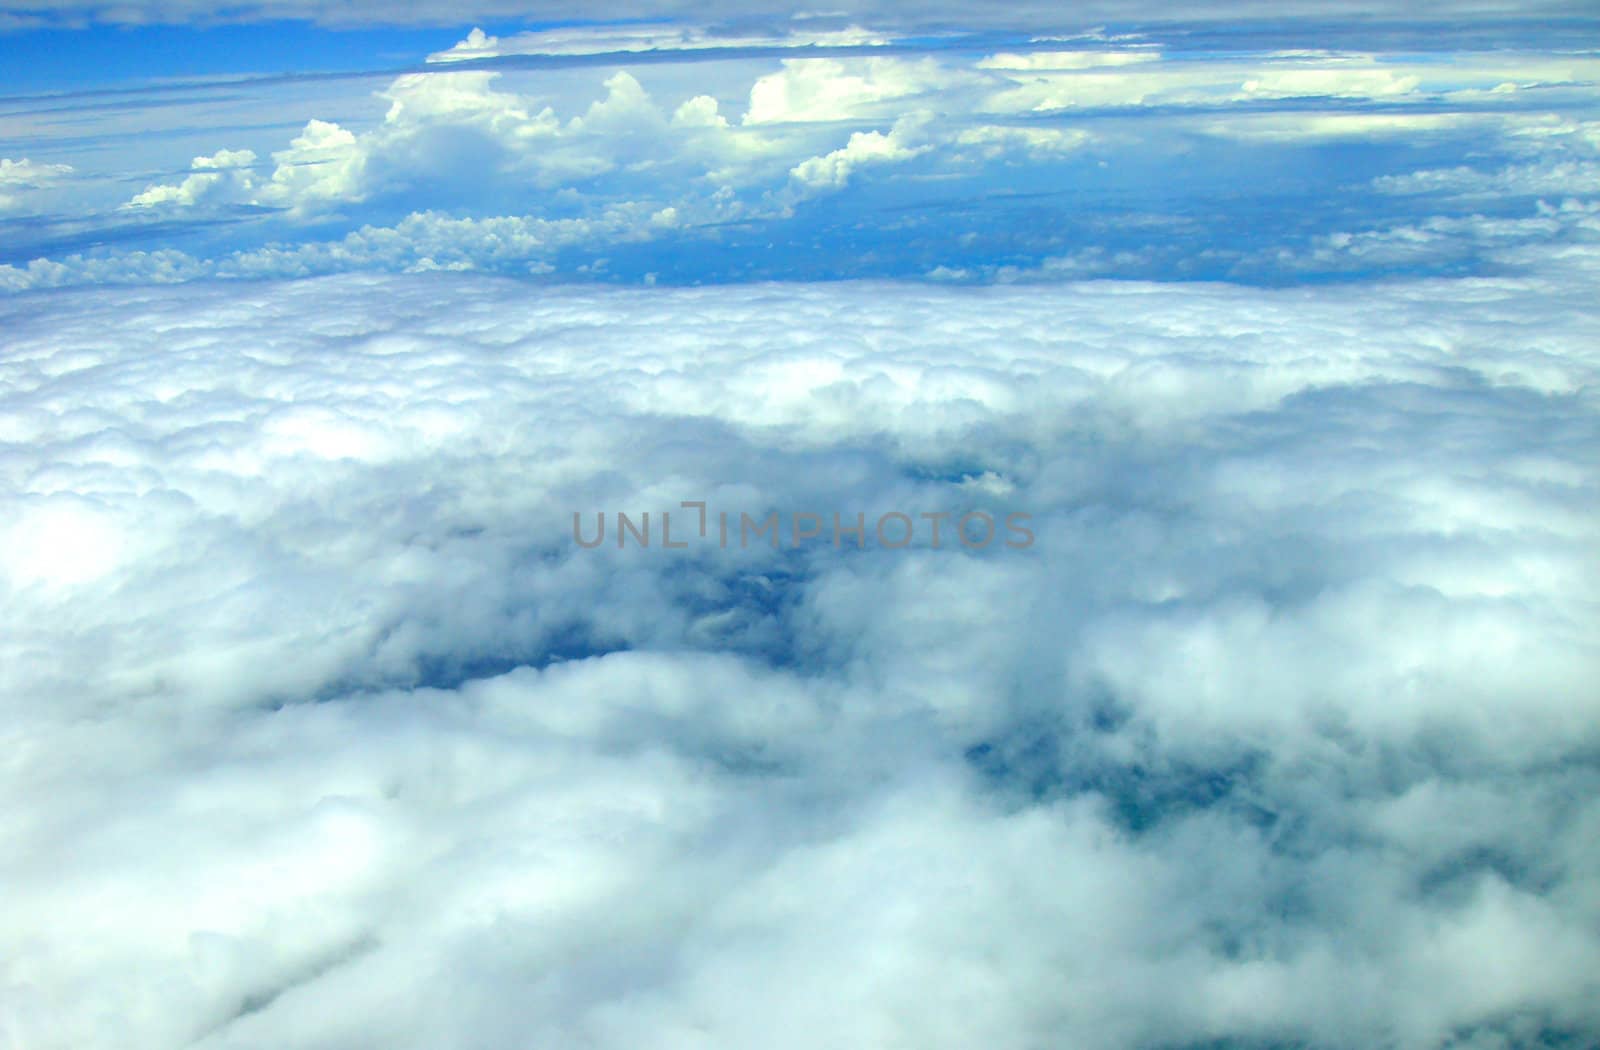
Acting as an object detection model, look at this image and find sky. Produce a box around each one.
[2,5,1599,287]
[2,3,1599,1049]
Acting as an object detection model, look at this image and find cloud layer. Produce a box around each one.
[3,251,1598,1047]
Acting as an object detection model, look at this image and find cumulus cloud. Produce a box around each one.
[116,65,794,222]
[2,247,1598,1047]
[0,157,73,213]
[0,206,690,289]
[127,149,259,209]
[788,116,930,191]
[122,73,563,216]
[744,57,965,124]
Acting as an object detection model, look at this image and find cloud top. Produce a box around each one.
[2,257,1598,1047]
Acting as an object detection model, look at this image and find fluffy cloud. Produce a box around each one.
[163,72,566,215]
[256,119,367,212]
[2,249,1598,1047]
[0,207,681,289]
[788,116,930,191]
[115,66,788,220]
[0,157,73,213]
[744,57,965,124]
[128,149,258,209]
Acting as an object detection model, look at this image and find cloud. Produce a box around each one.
[426,22,891,62]
[113,66,788,222]
[4,10,1600,1048]
[2,247,1598,1047]
[1196,111,1480,142]
[0,157,73,187]
[123,120,367,216]
[1374,160,1600,199]
[1282,198,1600,271]
[1,202,723,289]
[788,116,930,191]
[258,119,366,212]
[978,50,1600,114]
[744,57,965,124]
[976,49,1162,71]
[1237,67,1421,100]
[952,124,1092,159]
[0,156,73,213]
[122,71,580,216]
[127,149,259,209]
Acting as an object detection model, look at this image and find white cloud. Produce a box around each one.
[671,93,729,129]
[744,57,964,124]
[122,72,573,216]
[1375,160,1600,198]
[979,51,1600,115]
[2,252,1598,1047]
[952,124,1092,159]
[1238,67,1421,99]
[427,22,890,62]
[116,67,796,221]
[976,49,1162,71]
[981,63,1203,112]
[0,157,74,186]
[128,149,259,209]
[1197,112,1479,142]
[0,156,73,213]
[788,116,930,191]
[0,204,713,289]
[266,119,366,210]
[1283,198,1600,270]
